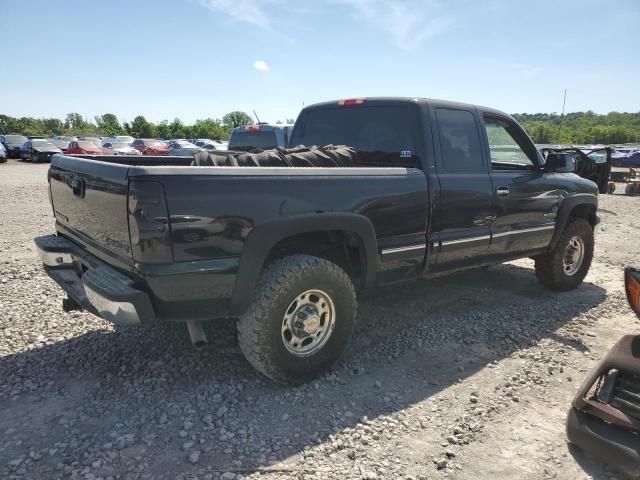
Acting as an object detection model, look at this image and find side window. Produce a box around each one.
[435,108,484,173]
[484,118,535,170]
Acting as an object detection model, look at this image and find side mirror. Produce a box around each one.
[545,152,576,173]
[546,152,576,173]
[625,268,640,318]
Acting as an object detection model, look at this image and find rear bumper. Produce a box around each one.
[567,408,640,477]
[34,234,155,326]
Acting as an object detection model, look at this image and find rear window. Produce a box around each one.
[229,131,278,150]
[290,105,419,166]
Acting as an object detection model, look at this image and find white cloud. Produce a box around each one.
[197,0,454,50]
[335,0,454,50]
[198,0,274,29]
[253,60,270,71]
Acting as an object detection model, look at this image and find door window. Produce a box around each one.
[484,118,535,170]
[435,108,484,173]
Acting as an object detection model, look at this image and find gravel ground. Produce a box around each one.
[0,158,638,480]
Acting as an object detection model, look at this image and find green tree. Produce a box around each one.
[65,113,89,131]
[222,111,253,129]
[156,120,170,139]
[169,118,186,139]
[130,115,157,138]
[95,113,123,136]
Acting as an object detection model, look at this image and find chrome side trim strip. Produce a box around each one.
[440,235,490,247]
[492,224,555,238]
[439,224,556,248]
[381,244,427,256]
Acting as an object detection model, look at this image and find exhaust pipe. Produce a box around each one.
[187,321,208,350]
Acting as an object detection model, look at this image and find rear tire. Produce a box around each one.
[607,182,616,194]
[237,254,357,384]
[625,183,637,196]
[534,218,594,291]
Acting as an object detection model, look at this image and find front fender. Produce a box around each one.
[549,193,598,250]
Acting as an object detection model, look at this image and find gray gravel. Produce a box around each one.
[0,159,639,480]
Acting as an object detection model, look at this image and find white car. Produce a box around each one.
[110,135,136,144]
[0,143,7,163]
[102,141,141,156]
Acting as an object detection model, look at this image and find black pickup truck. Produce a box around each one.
[35,97,599,384]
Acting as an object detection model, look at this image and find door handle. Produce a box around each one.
[496,186,510,196]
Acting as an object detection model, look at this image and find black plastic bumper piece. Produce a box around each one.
[567,408,640,478]
[34,234,155,326]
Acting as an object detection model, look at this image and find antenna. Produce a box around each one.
[555,89,567,144]
[253,110,261,124]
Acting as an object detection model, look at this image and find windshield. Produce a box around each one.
[78,141,99,148]
[174,141,198,148]
[145,140,165,147]
[110,143,131,149]
[4,135,28,144]
[229,131,278,150]
[290,104,419,166]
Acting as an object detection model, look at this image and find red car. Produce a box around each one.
[66,140,103,155]
[132,139,170,155]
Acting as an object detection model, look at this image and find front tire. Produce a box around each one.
[237,255,357,384]
[534,218,594,291]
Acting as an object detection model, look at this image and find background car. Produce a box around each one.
[228,123,294,151]
[132,138,170,155]
[0,143,7,163]
[49,138,71,153]
[77,136,102,145]
[19,139,62,162]
[67,140,103,155]
[167,140,203,156]
[193,138,214,147]
[52,135,77,143]
[200,140,228,151]
[0,134,29,158]
[110,135,135,144]
[101,141,141,156]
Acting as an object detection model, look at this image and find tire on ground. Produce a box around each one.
[237,254,357,384]
[625,183,637,196]
[534,217,594,291]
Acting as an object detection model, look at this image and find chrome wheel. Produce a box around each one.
[563,236,585,276]
[281,289,335,357]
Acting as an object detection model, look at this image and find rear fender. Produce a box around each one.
[230,213,378,315]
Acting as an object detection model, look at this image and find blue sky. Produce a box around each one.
[2,0,639,124]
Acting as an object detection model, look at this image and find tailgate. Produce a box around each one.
[49,155,132,259]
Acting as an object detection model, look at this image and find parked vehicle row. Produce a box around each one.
[1,123,302,163]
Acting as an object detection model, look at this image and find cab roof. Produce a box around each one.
[303,97,511,119]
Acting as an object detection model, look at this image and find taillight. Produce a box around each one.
[128,181,172,264]
[625,268,640,316]
[338,98,367,106]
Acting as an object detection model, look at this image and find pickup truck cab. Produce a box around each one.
[35,97,599,384]
[228,123,294,151]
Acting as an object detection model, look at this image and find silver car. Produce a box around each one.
[102,141,141,156]
[168,140,203,157]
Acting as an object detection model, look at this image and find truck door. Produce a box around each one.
[481,114,560,255]
[429,105,494,272]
